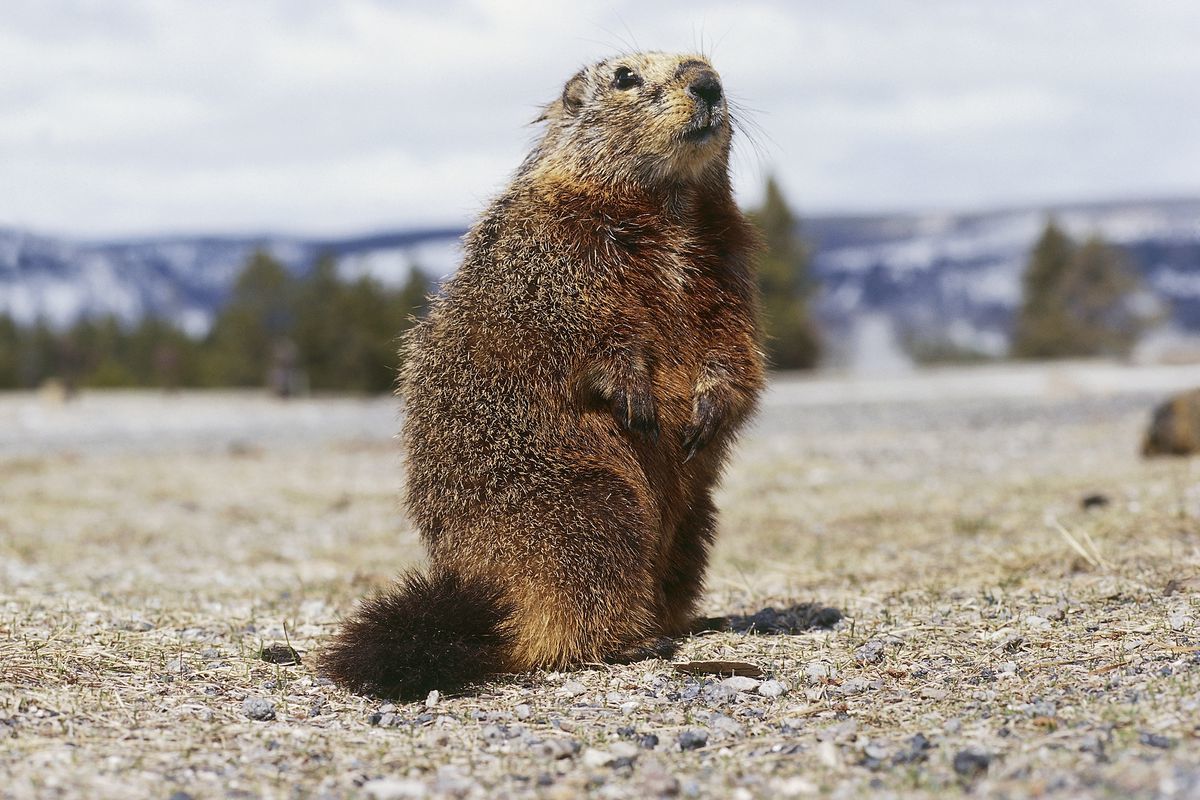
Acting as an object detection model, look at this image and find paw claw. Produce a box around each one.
[681,393,722,460]
[612,382,659,442]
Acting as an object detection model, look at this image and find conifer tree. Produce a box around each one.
[204,250,294,386]
[748,176,821,370]
[1062,235,1143,356]
[1012,220,1076,358]
[1012,220,1146,358]
[0,314,19,389]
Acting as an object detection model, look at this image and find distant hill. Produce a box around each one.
[0,227,463,336]
[2,198,1198,361]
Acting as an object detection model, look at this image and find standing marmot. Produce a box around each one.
[320,51,765,699]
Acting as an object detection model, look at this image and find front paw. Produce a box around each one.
[681,393,721,461]
[612,382,660,441]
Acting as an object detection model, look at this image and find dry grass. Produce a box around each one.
[2,364,1200,799]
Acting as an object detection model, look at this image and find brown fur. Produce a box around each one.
[320,52,765,699]
[1144,389,1200,457]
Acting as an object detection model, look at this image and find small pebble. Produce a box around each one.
[892,733,933,765]
[642,770,680,797]
[434,771,475,797]
[611,741,640,760]
[816,740,841,769]
[119,618,154,632]
[720,675,761,693]
[677,730,708,751]
[514,704,532,720]
[854,640,885,664]
[560,680,587,698]
[639,734,660,750]
[583,748,615,768]
[862,742,889,761]
[702,684,737,704]
[817,719,858,742]
[953,749,992,778]
[259,643,300,665]
[776,777,818,796]
[425,690,439,708]
[534,738,580,759]
[241,696,276,721]
[1037,604,1066,621]
[840,678,871,696]
[758,680,786,698]
[1140,732,1173,749]
[362,778,427,800]
[710,715,742,736]
[805,662,831,681]
[164,656,190,676]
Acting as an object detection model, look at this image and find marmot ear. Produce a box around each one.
[561,70,587,115]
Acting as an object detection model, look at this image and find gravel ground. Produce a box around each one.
[2,361,1200,799]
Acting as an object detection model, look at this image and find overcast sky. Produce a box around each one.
[3,0,1199,238]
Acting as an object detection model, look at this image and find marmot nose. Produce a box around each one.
[687,72,723,107]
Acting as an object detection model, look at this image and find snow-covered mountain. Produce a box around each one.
[2,199,1198,359]
[808,198,1200,361]
[0,228,463,336]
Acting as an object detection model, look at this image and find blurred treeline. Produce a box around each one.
[0,180,1155,393]
[0,252,431,394]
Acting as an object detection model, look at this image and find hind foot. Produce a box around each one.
[604,636,677,664]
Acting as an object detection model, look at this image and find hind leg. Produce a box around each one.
[469,465,670,670]
[660,492,718,637]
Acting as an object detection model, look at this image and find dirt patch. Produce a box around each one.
[2,367,1199,798]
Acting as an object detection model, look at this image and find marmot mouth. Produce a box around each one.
[681,107,723,143]
[682,122,717,143]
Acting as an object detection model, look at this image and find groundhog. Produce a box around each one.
[320,51,765,699]
[1143,389,1200,456]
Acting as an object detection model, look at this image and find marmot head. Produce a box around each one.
[531,52,734,187]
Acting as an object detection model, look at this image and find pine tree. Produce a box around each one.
[0,314,19,389]
[292,253,344,390]
[1062,236,1144,356]
[748,176,821,370]
[1012,220,1076,358]
[397,267,432,324]
[1012,220,1146,359]
[203,250,295,386]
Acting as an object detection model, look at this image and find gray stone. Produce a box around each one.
[720,676,761,693]
[362,778,428,800]
[241,696,276,721]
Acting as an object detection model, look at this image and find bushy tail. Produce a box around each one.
[319,569,515,700]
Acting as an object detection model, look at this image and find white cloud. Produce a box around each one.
[1,0,1199,236]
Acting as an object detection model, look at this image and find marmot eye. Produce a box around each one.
[612,67,643,90]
